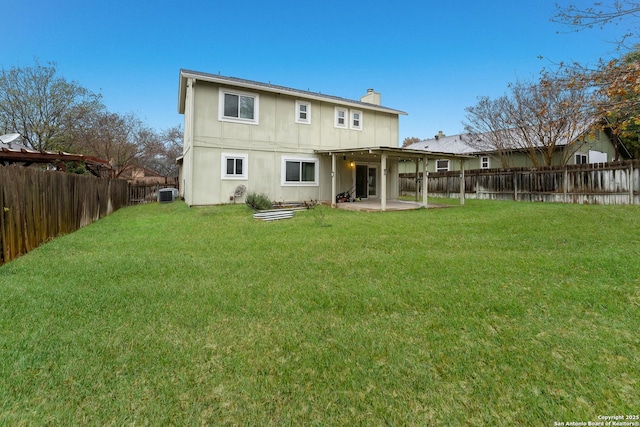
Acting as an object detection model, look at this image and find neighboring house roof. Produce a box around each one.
[407,123,631,158]
[407,134,479,155]
[178,69,408,116]
[0,134,30,152]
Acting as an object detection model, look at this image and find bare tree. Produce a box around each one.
[0,61,103,151]
[464,72,596,167]
[512,74,595,166]
[68,110,142,175]
[553,1,640,48]
[463,96,517,167]
[159,125,183,176]
[137,124,183,177]
[401,136,421,148]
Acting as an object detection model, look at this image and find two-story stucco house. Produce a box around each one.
[177,69,456,209]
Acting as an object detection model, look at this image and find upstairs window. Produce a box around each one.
[575,153,588,164]
[335,107,347,128]
[350,110,363,130]
[219,90,259,124]
[295,101,311,124]
[334,107,364,130]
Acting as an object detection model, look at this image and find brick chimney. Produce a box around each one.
[360,88,381,105]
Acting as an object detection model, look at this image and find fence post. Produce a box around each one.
[563,166,569,204]
[513,170,518,201]
[630,161,635,205]
[423,156,429,208]
[459,159,465,206]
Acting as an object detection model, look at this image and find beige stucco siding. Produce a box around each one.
[183,79,400,205]
[179,78,195,203]
[191,81,398,151]
[186,146,330,205]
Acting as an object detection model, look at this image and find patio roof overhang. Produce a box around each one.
[314,146,474,161]
[315,146,472,211]
[0,148,112,177]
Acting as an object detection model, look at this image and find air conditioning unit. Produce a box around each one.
[158,188,176,203]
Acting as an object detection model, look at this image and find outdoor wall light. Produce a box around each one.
[350,161,355,168]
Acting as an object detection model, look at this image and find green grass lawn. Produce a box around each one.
[1,200,638,426]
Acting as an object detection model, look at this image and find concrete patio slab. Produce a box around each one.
[334,199,451,212]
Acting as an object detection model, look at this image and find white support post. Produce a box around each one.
[381,153,387,211]
[415,160,419,201]
[331,154,337,208]
[423,156,428,208]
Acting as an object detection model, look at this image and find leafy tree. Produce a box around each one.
[553,2,640,158]
[0,60,103,151]
[595,48,640,157]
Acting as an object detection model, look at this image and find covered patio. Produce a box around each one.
[315,146,473,211]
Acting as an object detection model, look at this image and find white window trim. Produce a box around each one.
[334,107,348,129]
[480,156,490,169]
[218,88,259,125]
[350,109,363,130]
[221,152,248,180]
[295,100,311,124]
[436,159,450,172]
[281,156,319,186]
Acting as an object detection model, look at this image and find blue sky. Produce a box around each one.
[2,0,630,144]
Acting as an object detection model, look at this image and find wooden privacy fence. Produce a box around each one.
[0,165,129,264]
[400,160,640,205]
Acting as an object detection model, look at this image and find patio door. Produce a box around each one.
[355,164,378,199]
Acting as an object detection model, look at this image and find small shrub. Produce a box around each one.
[245,192,272,211]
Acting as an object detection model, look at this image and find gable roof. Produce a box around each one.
[178,69,407,116]
[407,134,479,155]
